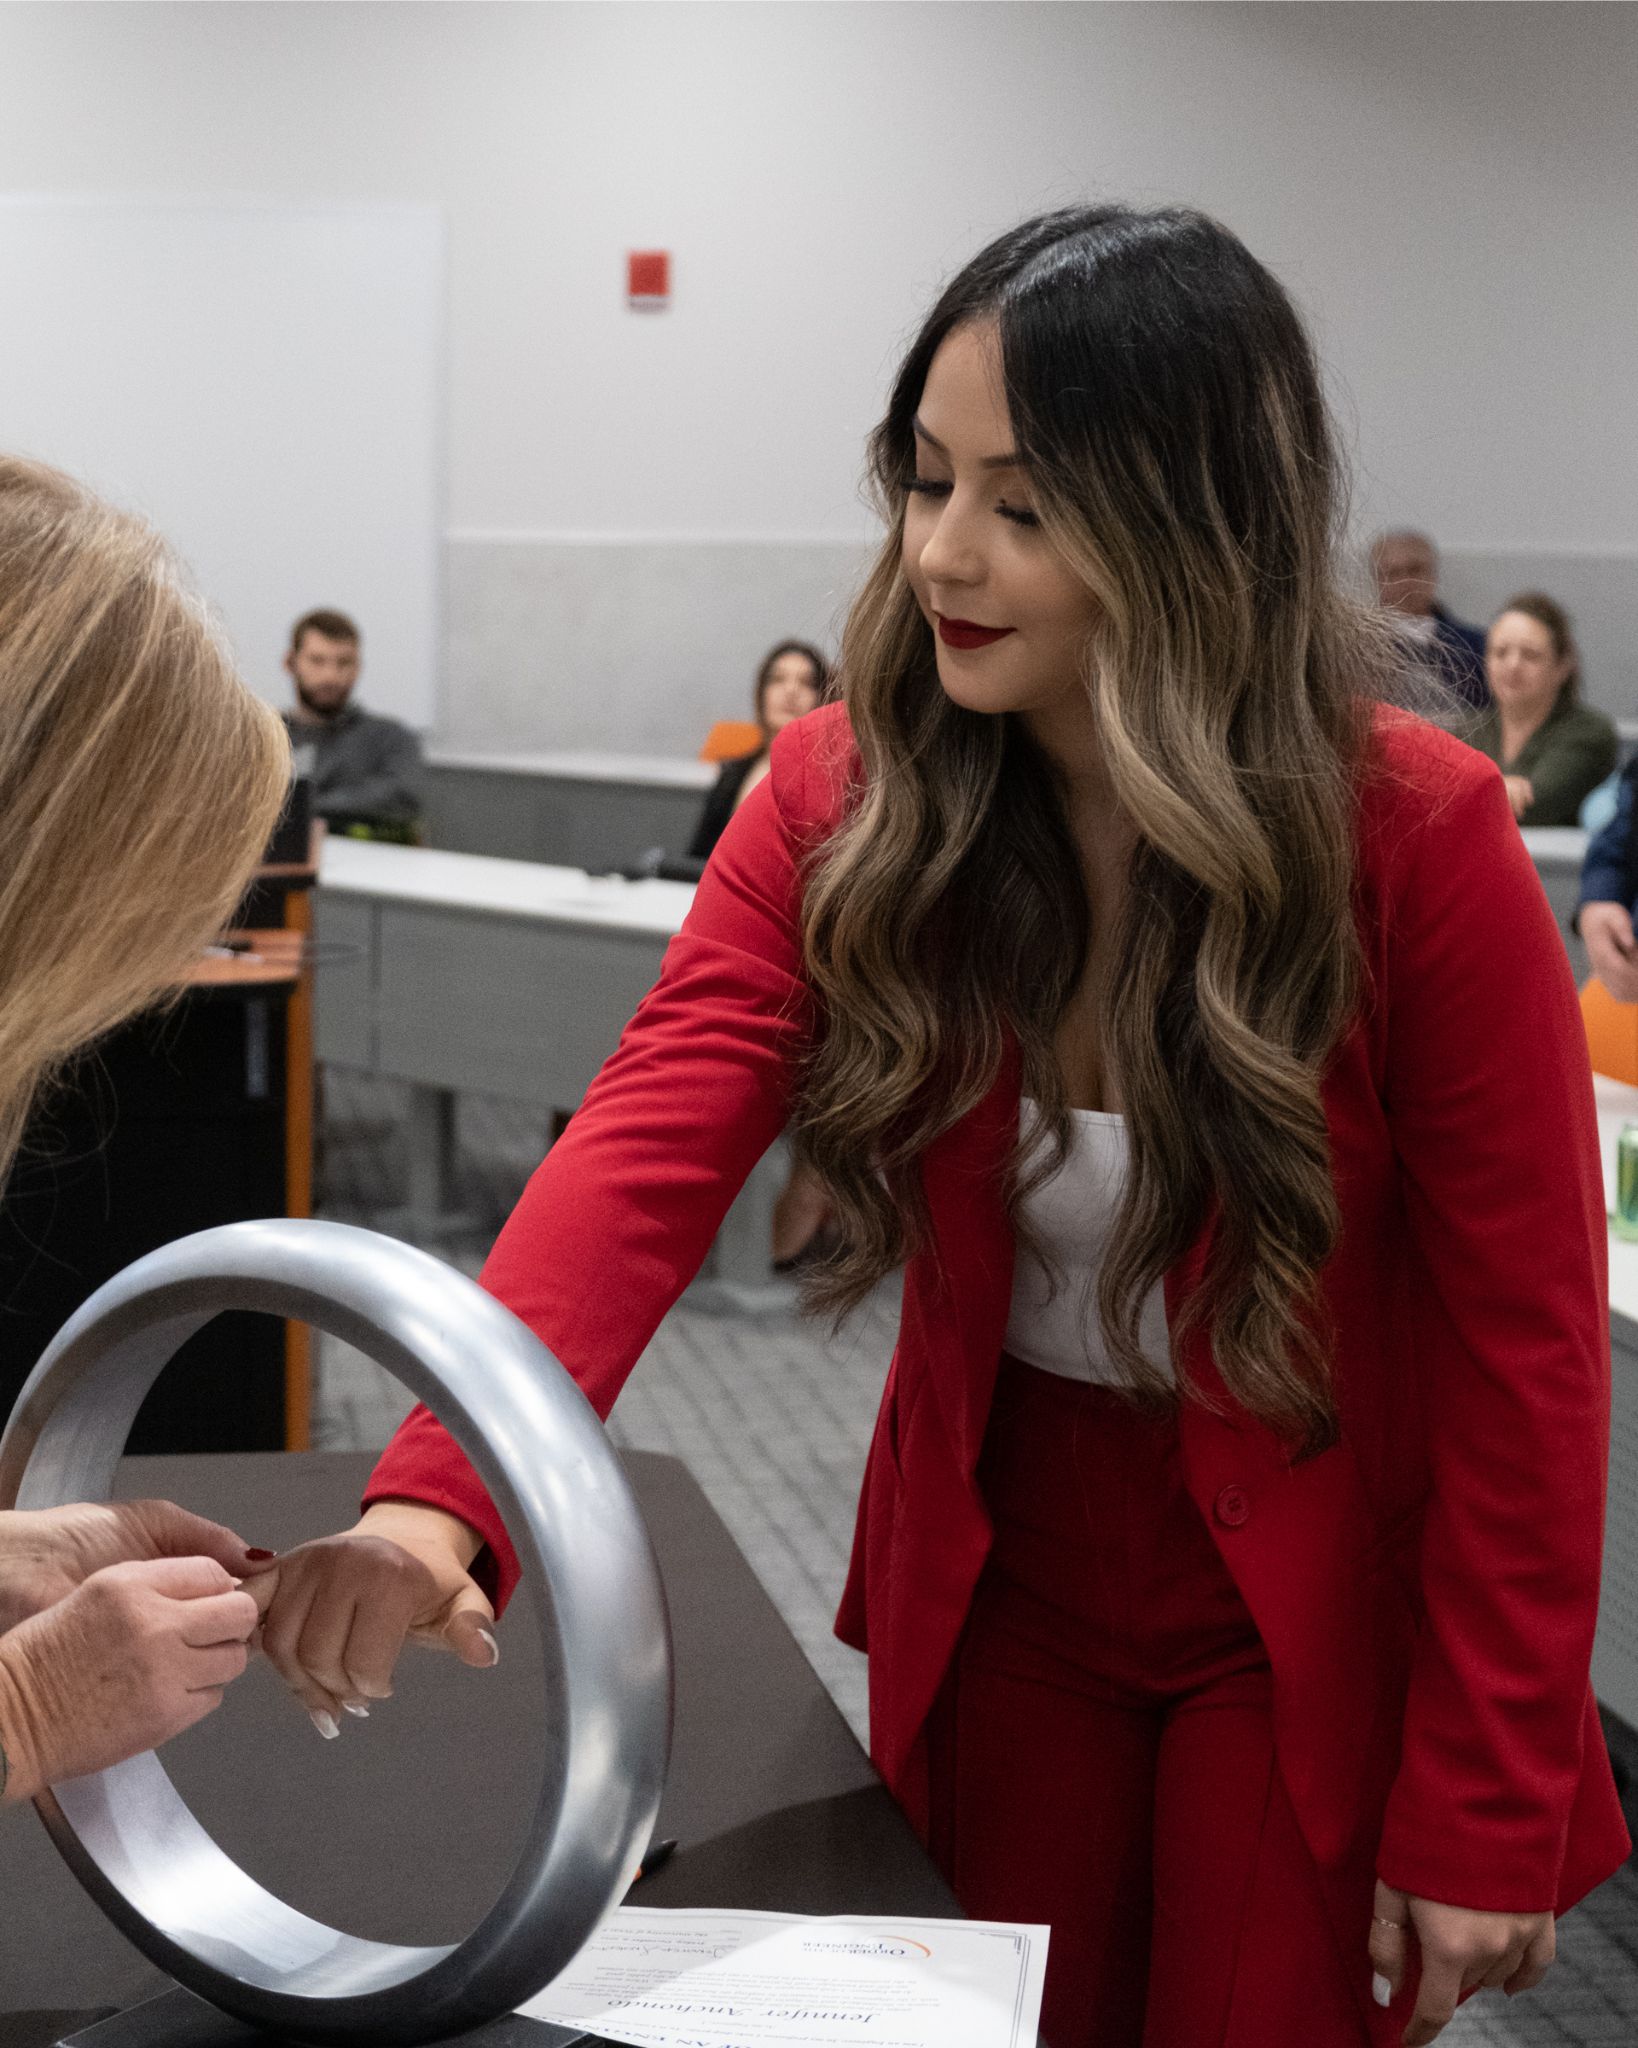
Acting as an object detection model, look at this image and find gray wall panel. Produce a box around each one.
[372,904,666,1106]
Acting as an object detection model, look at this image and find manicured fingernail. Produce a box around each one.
[245,1548,276,1561]
[309,1710,340,1741]
[478,1627,499,1666]
[1371,1972,1392,2008]
[342,1701,370,1719]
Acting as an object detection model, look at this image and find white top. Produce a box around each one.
[1003,1099,1173,1385]
[1004,1075,1638,1383]
[317,835,695,937]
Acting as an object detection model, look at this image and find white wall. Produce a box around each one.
[2,2,1633,741]
[0,198,443,723]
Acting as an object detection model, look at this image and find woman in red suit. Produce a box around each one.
[255,207,1628,2047]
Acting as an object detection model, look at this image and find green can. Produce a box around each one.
[1617,1123,1638,1241]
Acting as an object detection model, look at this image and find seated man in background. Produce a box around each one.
[284,608,423,841]
[1370,528,1489,711]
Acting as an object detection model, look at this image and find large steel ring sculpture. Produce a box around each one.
[0,1220,673,2045]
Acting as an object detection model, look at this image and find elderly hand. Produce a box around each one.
[248,1500,497,1740]
[0,1500,271,1636]
[0,1557,259,1801]
[1368,1878,1555,2045]
[1581,901,1638,1006]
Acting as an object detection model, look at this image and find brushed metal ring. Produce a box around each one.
[0,1219,673,2045]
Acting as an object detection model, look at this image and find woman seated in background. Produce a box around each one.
[684,639,829,865]
[698,639,835,1267]
[1461,593,1617,826]
[0,455,288,1806]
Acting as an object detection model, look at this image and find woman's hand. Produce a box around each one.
[1368,1878,1555,2045]
[0,1557,259,1801]
[1581,900,1638,1004]
[1501,774,1535,821]
[247,1500,498,1739]
[0,1500,269,1635]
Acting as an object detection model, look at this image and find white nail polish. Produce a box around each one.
[478,1627,500,1667]
[310,1710,340,1741]
[342,1702,370,1719]
[1372,1972,1392,2008]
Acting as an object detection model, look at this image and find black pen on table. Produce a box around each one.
[633,1836,678,1884]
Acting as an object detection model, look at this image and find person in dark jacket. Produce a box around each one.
[1370,530,1489,711]
[685,640,829,864]
[283,609,422,840]
[1579,756,1638,1001]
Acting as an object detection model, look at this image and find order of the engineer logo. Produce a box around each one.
[798,1936,934,1961]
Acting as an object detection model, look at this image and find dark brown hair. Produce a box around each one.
[792,205,1420,1455]
[289,607,360,654]
[754,639,829,727]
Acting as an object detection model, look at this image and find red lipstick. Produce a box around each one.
[938,616,1015,650]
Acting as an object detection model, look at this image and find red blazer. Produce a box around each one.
[368,700,1628,2010]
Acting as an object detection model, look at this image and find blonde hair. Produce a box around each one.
[795,206,1430,1455]
[0,456,290,1183]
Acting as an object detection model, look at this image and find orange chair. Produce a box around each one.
[1580,975,1638,1085]
[699,720,763,764]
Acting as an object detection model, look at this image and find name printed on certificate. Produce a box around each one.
[517,1906,1049,2048]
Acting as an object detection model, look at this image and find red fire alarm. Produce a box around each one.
[627,251,670,310]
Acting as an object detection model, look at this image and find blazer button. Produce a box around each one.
[1214,1485,1251,1528]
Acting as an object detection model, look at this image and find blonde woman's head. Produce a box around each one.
[0,456,290,1181]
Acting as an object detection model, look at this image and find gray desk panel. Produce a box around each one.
[425,766,703,872]
[1533,863,1591,985]
[311,895,377,1070]
[373,902,670,1107]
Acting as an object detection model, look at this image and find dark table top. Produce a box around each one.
[0,1449,956,2045]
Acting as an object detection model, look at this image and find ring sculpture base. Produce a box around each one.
[0,1222,673,2048]
[56,1990,592,2048]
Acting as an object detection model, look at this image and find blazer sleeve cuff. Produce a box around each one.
[1375,1806,1567,1914]
[362,1403,523,1614]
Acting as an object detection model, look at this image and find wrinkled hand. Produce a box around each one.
[1369,1879,1554,2045]
[1581,901,1638,1005]
[248,1501,497,1739]
[0,1500,268,1637]
[0,1557,259,1801]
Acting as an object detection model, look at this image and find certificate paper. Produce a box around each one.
[517,1907,1048,2048]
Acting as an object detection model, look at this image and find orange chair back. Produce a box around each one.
[700,720,763,764]
[1580,975,1638,1085]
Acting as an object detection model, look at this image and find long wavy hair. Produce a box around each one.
[0,456,290,1185]
[793,205,1421,1454]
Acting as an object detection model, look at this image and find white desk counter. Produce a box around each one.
[314,838,781,1306]
[425,747,718,791]
[1521,826,1590,872]
[319,835,694,936]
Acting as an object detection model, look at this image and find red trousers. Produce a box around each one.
[927,1356,1372,2048]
